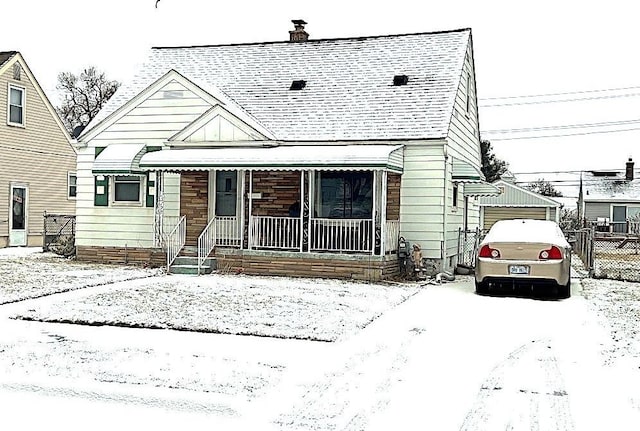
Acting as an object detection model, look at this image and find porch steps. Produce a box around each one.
[169,256,217,275]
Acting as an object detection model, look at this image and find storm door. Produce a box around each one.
[9,184,27,246]
[209,171,241,246]
[612,205,627,233]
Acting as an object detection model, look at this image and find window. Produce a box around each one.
[452,184,459,208]
[113,176,142,203]
[68,172,77,199]
[465,73,471,114]
[317,171,373,219]
[8,84,25,126]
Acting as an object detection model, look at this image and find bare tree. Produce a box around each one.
[526,178,562,197]
[56,67,120,135]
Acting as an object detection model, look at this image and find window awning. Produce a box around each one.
[138,145,404,173]
[463,182,501,197]
[452,158,485,183]
[92,144,147,174]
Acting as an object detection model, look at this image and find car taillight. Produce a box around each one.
[479,245,500,258]
[539,246,563,260]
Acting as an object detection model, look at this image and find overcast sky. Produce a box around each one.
[3,0,639,194]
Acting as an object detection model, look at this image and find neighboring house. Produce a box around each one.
[476,175,561,231]
[76,22,497,280]
[0,51,76,248]
[578,158,640,233]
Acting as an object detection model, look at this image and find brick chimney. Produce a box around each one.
[289,19,309,42]
[626,157,635,181]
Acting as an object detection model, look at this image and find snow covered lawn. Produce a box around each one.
[13,274,417,342]
[0,247,160,305]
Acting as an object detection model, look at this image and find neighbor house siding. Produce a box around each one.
[400,141,446,258]
[0,57,75,247]
[584,202,611,221]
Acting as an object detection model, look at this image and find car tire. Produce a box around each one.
[475,280,488,295]
[557,279,571,299]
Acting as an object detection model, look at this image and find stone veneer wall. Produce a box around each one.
[76,245,165,267]
[180,171,209,247]
[387,173,401,221]
[250,171,302,216]
[215,249,400,281]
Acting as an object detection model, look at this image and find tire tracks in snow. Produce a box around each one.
[273,326,425,430]
[459,339,574,431]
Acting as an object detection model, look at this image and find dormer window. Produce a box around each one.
[393,75,409,86]
[7,83,25,127]
[290,80,306,90]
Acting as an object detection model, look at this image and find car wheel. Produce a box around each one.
[475,280,488,295]
[557,279,571,299]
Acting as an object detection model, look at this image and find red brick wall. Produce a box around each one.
[180,171,209,247]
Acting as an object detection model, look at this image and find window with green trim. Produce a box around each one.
[113,176,142,203]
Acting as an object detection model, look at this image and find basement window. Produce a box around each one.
[393,75,409,86]
[290,80,306,90]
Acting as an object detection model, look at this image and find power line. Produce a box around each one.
[479,91,640,108]
[483,126,640,141]
[481,84,640,101]
[483,118,640,135]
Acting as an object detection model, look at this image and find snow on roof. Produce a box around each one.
[482,219,569,247]
[84,29,471,141]
[582,170,640,201]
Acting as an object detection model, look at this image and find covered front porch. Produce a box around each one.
[142,145,404,279]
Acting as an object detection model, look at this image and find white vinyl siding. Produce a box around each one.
[400,142,447,258]
[0,59,76,247]
[76,79,207,248]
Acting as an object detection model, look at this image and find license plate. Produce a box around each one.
[509,265,529,275]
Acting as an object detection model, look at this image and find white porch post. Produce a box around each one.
[308,169,314,253]
[248,170,253,250]
[381,170,388,256]
[300,170,304,252]
[372,170,378,256]
[240,169,246,250]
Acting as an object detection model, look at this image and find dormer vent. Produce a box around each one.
[393,75,409,86]
[290,80,306,91]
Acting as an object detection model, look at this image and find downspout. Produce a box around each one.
[442,150,449,273]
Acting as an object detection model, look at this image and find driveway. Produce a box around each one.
[0,273,638,430]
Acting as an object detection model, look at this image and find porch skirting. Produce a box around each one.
[215,248,400,281]
[76,246,165,267]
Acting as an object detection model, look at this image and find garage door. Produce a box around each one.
[483,207,547,230]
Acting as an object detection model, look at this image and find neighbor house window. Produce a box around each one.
[317,171,373,219]
[8,84,25,126]
[68,172,77,199]
[113,175,142,203]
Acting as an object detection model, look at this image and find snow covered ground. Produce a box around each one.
[0,248,639,430]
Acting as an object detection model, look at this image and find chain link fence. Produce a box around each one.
[43,213,76,256]
[457,227,483,269]
[571,228,640,282]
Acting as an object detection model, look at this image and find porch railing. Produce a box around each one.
[156,216,183,248]
[250,216,301,250]
[198,217,216,275]
[385,220,400,253]
[310,218,373,253]
[166,215,186,271]
[214,216,241,247]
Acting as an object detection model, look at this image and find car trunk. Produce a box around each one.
[487,242,557,260]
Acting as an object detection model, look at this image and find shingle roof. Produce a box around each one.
[583,170,640,201]
[85,29,471,141]
[0,51,17,68]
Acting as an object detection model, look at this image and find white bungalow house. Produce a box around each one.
[75,22,497,280]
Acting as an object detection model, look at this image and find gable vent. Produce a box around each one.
[393,75,409,86]
[290,80,307,91]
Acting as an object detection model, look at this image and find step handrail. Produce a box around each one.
[197,217,216,275]
[166,215,186,271]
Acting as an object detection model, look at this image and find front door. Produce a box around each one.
[9,185,27,246]
[209,171,240,245]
